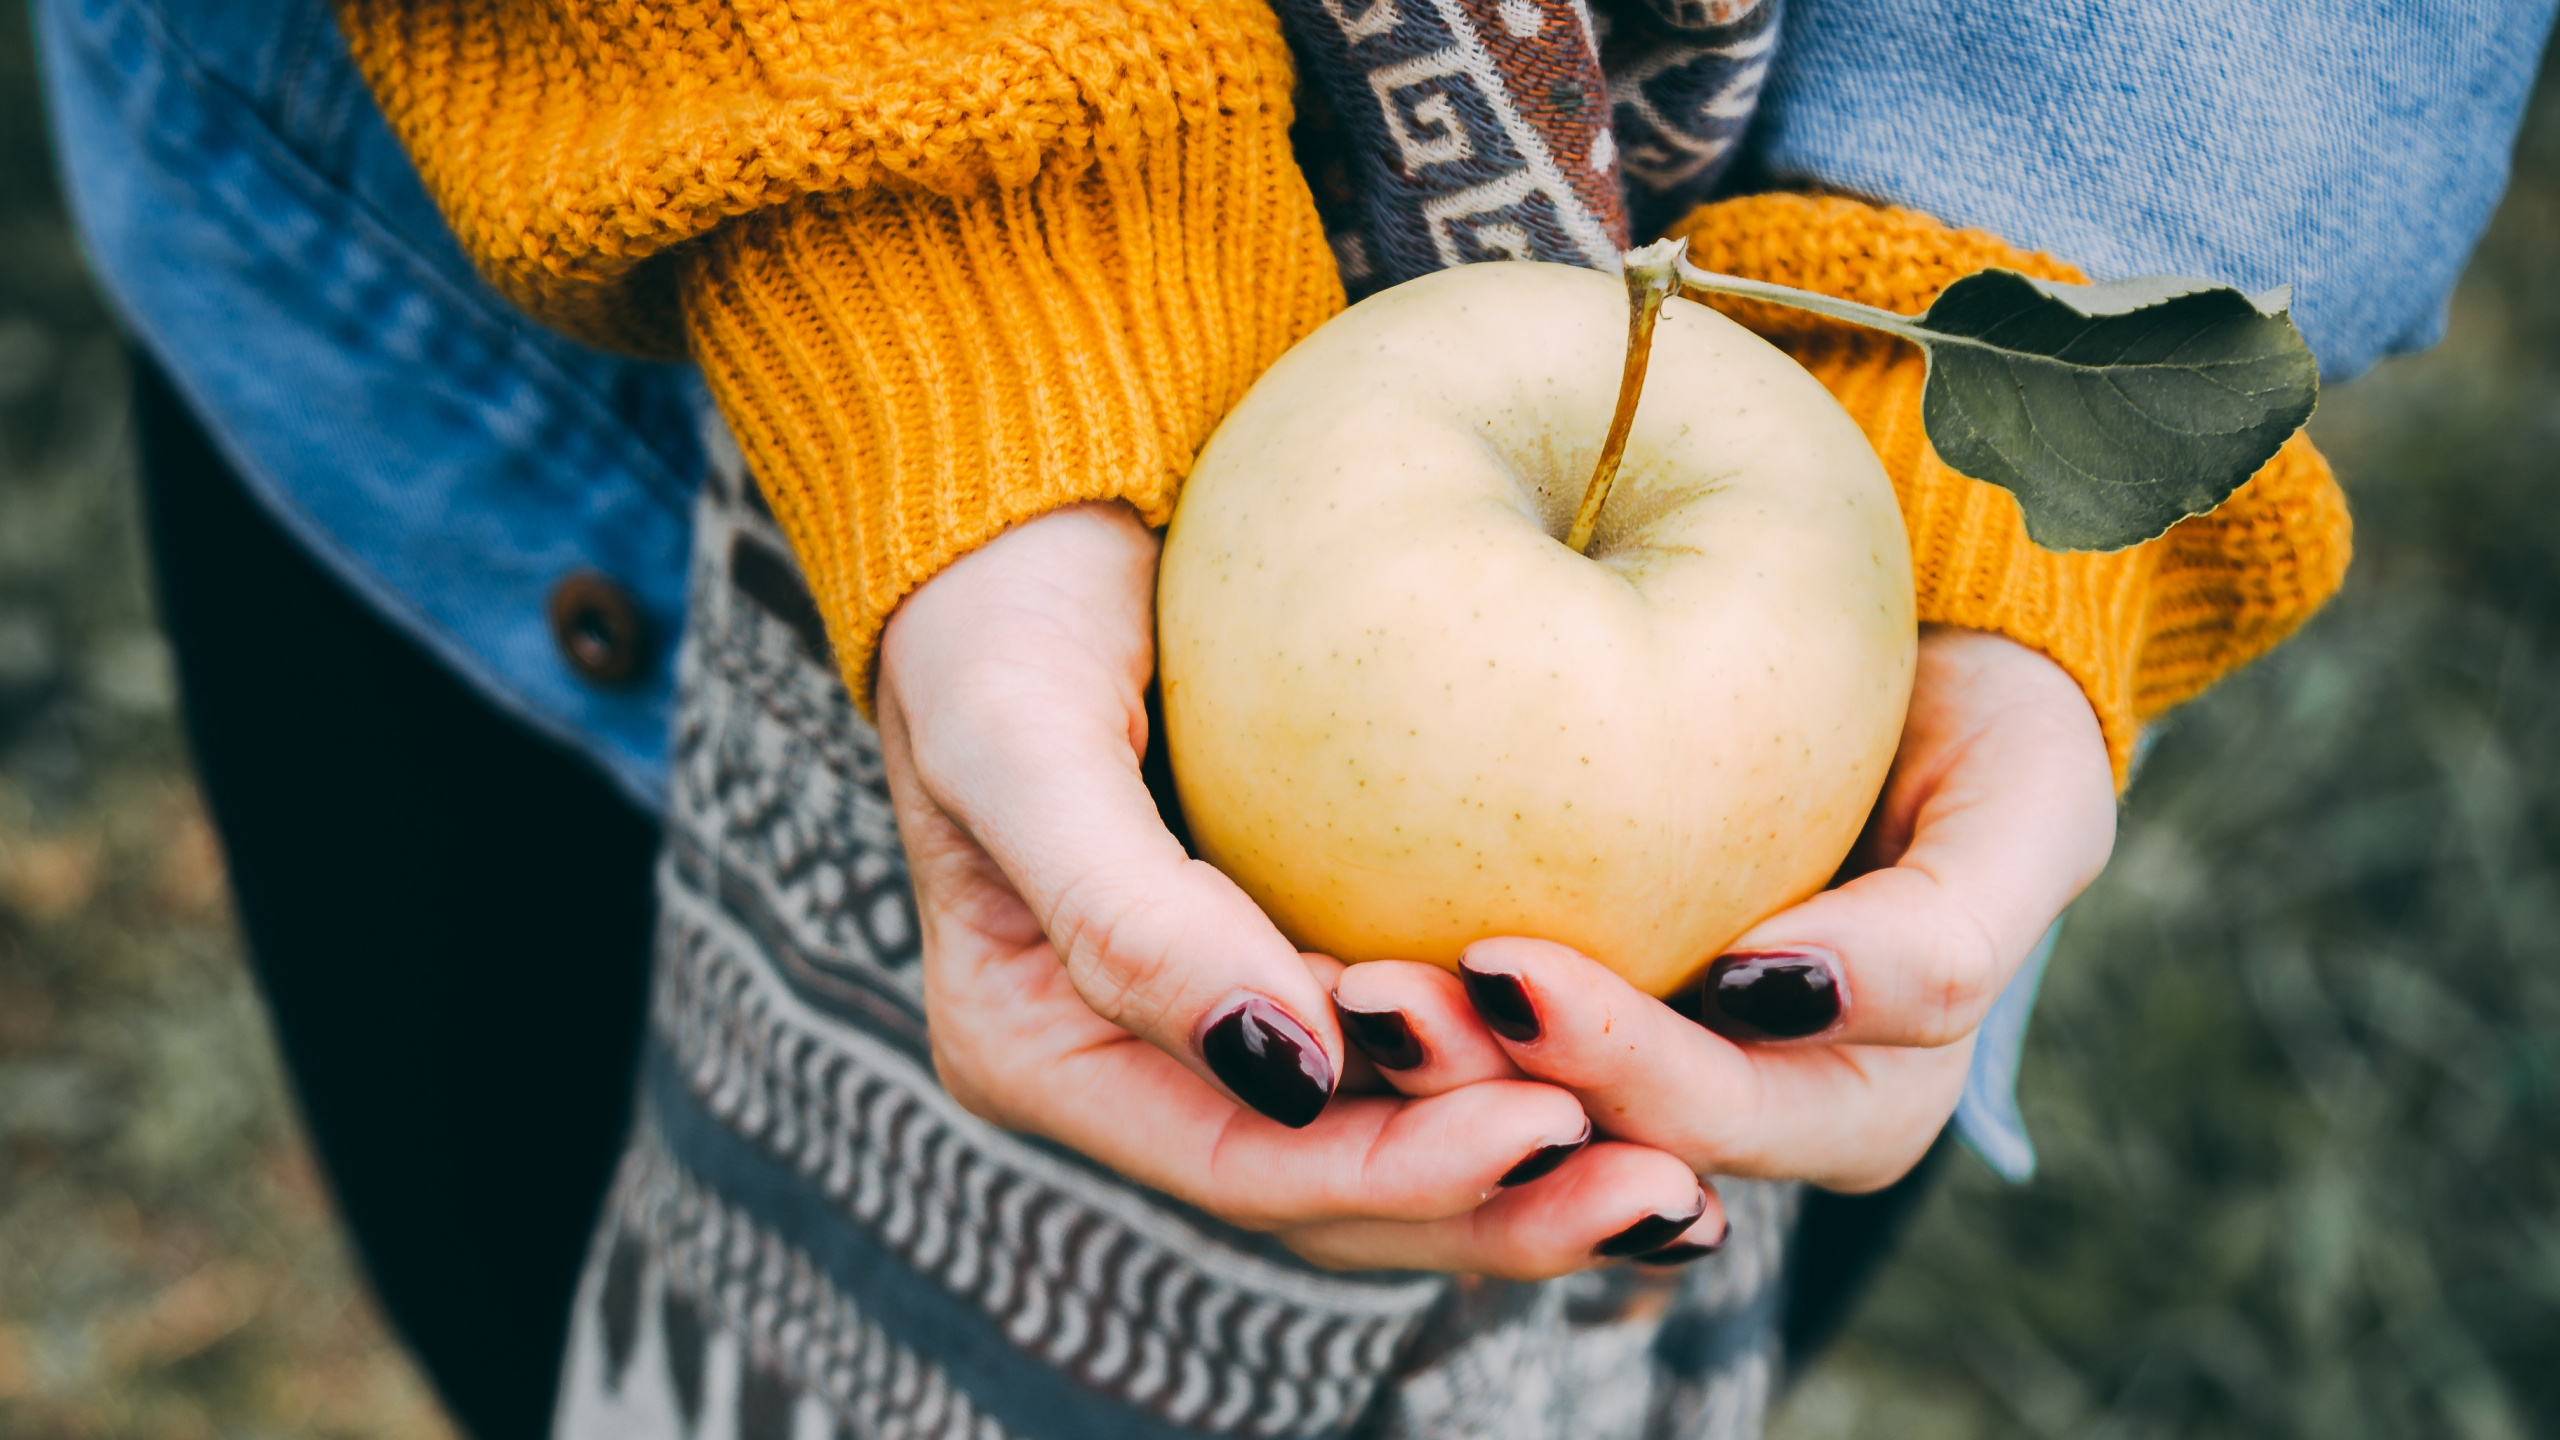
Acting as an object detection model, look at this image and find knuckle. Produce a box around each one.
[1350,1115,1464,1226]
[1199,1197,1288,1232]
[1681,1106,1754,1169]
[1684,1061,1774,1173]
[1820,1051,1968,1190]
[1047,876,1183,1034]
[930,1039,1023,1131]
[1490,1256,1583,1283]
[1190,1114,1295,1232]
[1519,998,1642,1091]
[1472,1214,1589,1282]
[1277,1235,1369,1271]
[1907,900,2005,1047]
[1824,1125,1940,1194]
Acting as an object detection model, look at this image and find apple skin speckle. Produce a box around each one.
[1156,261,1914,998]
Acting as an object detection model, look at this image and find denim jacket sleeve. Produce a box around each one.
[1751,0,2560,381]
[36,0,707,811]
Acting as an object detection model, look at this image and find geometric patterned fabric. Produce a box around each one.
[550,421,1805,1439]
[1278,0,1784,297]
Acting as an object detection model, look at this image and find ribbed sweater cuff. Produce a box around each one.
[2136,430,2350,719]
[681,117,1342,710]
[1667,193,2351,789]
[1817,338,2157,782]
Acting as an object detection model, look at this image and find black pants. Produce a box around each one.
[131,355,1934,1439]
[133,357,659,1440]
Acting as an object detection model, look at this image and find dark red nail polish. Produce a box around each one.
[1595,1191,1710,1258]
[1635,1217,1730,1266]
[1497,1119,1592,1188]
[1336,1001,1426,1071]
[1459,963,1540,1043]
[1695,949,1843,1040]
[1200,996,1335,1129]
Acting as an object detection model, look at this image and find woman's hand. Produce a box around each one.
[875,503,1712,1276]
[1332,626,2117,1228]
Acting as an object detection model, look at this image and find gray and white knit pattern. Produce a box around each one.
[550,422,1803,1440]
[559,1125,1014,1440]
[649,876,1445,1431]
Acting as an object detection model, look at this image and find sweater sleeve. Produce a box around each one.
[1665,193,2352,787]
[335,0,1343,701]
[337,3,2345,769]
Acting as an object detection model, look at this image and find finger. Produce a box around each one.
[925,915,1603,1225]
[1306,954,1391,1095]
[1459,937,1969,1192]
[1278,1146,1718,1280]
[1028,1051,1602,1228]
[900,654,1342,1122]
[880,505,1347,1127]
[1693,638,2117,1049]
[1331,960,1528,1097]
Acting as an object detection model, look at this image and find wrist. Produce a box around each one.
[878,502,1160,728]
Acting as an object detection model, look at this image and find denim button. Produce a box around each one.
[548,573,647,686]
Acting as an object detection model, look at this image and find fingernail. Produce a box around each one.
[1199,995,1335,1129]
[1335,1000,1426,1071]
[1635,1217,1731,1267]
[1595,1190,1711,1259]
[1497,1118,1592,1188]
[1458,962,1540,1043]
[1694,949,1843,1040]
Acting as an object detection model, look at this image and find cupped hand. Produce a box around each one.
[1334,626,2117,1206]
[874,502,1712,1276]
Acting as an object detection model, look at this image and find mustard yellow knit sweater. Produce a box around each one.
[335,0,2350,788]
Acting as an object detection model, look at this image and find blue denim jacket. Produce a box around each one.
[36,0,707,808]
[35,0,2555,1178]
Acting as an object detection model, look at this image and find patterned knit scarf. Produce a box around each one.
[1277,0,1780,298]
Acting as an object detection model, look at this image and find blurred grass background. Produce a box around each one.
[0,2,2551,1435]
[0,5,458,1436]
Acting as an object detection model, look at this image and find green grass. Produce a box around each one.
[2,7,2555,1438]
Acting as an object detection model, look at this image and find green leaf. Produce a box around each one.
[1665,253,2322,552]
[1906,271,2319,551]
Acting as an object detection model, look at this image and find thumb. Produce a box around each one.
[882,504,1344,1127]
[974,711,1342,1128]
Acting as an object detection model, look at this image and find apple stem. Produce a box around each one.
[1568,239,1685,555]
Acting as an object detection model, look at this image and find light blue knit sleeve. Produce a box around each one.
[1747,0,2558,381]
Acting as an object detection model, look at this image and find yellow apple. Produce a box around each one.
[1157,261,1915,998]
